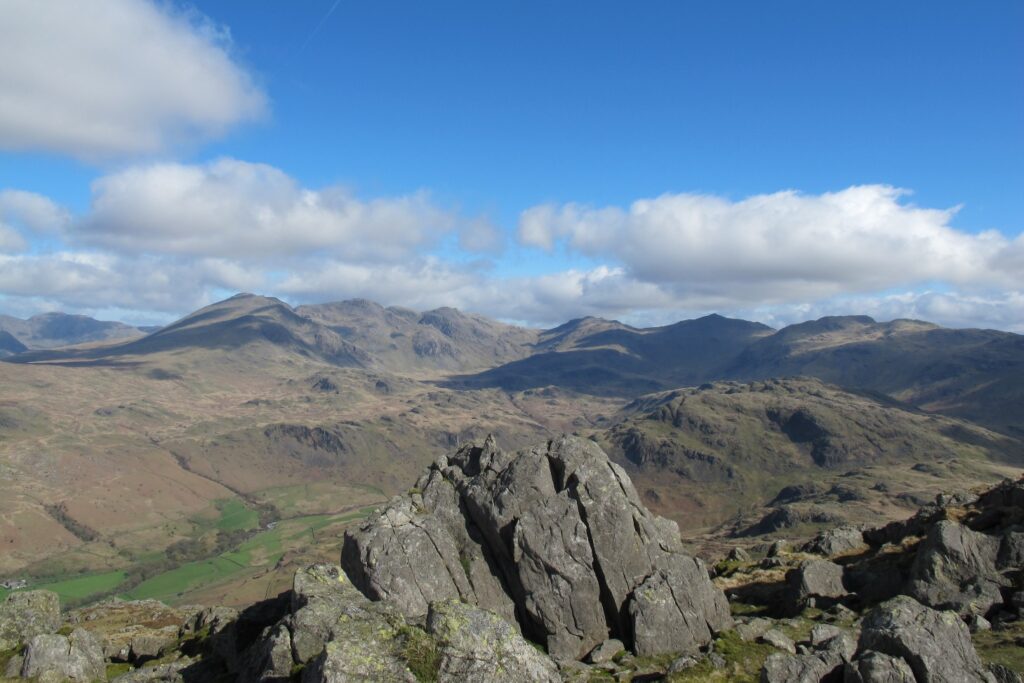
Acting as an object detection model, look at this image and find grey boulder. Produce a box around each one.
[21,628,107,682]
[760,651,841,683]
[844,651,916,683]
[908,520,1005,616]
[788,559,847,612]
[803,526,866,557]
[857,595,995,683]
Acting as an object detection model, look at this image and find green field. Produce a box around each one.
[123,507,378,603]
[0,504,381,608]
[213,498,259,532]
[0,570,127,605]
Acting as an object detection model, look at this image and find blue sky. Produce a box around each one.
[0,1,1021,329]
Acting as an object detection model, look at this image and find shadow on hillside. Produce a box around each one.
[438,348,666,397]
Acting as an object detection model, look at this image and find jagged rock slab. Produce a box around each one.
[342,435,731,660]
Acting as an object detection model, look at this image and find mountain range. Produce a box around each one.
[0,312,146,354]
[8,293,1022,435]
[0,293,1021,609]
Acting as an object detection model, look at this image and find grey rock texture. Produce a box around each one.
[178,604,237,641]
[0,590,61,650]
[803,526,865,557]
[342,435,731,660]
[585,639,624,664]
[110,656,198,682]
[736,617,774,642]
[239,563,563,683]
[759,628,796,654]
[21,628,107,682]
[3,654,24,679]
[426,599,561,682]
[809,624,843,646]
[844,651,916,683]
[989,664,1024,683]
[760,650,840,683]
[302,639,415,683]
[727,547,751,562]
[857,595,995,683]
[759,625,855,682]
[243,563,414,682]
[908,520,1004,616]
[788,559,847,612]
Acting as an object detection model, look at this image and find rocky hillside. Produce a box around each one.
[7,294,372,368]
[0,437,1020,682]
[0,312,144,350]
[8,297,1023,434]
[7,294,537,376]
[447,313,773,396]
[295,298,538,373]
[723,315,1024,437]
[599,378,1024,532]
[447,312,1024,435]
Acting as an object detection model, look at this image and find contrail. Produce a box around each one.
[299,0,343,52]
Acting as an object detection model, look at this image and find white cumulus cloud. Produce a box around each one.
[518,186,1017,304]
[79,159,456,262]
[0,0,266,159]
[0,190,71,234]
[0,178,1022,334]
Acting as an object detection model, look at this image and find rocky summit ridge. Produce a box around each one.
[0,436,1022,682]
[341,435,732,660]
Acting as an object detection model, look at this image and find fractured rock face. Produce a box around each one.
[857,595,995,683]
[342,435,732,660]
[908,519,1004,616]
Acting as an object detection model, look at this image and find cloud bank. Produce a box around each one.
[519,186,1018,302]
[0,0,265,159]
[0,169,1021,333]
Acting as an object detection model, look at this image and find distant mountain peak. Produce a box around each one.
[0,311,144,351]
[0,330,27,356]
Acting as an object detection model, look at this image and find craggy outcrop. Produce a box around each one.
[854,595,995,683]
[908,520,1005,616]
[342,435,732,660]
